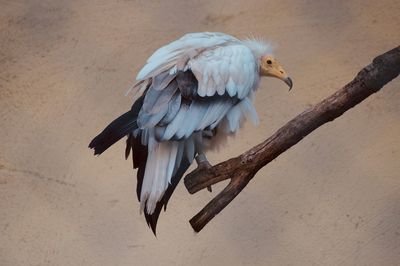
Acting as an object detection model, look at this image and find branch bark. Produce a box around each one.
[184,46,400,233]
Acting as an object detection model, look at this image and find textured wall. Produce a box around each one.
[1,1,399,265]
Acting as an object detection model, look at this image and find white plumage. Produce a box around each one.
[134,32,271,215]
[90,32,292,233]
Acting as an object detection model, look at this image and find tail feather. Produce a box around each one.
[127,132,191,235]
[140,141,179,215]
[144,157,191,235]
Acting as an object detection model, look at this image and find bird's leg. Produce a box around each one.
[195,153,213,192]
[195,153,212,170]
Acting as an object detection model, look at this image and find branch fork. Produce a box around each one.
[184,46,400,233]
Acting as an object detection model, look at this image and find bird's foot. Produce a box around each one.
[195,154,213,192]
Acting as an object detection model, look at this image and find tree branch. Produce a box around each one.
[184,46,400,233]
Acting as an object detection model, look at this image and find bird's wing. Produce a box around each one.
[136,32,258,99]
[188,43,258,99]
[137,69,258,143]
[136,32,239,81]
[134,34,259,140]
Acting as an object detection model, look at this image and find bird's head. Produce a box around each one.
[259,55,293,90]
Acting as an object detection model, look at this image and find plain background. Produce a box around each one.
[1,0,399,265]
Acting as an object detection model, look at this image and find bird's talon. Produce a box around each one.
[194,161,212,172]
[194,158,213,192]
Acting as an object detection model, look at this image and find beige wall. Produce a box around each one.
[1,0,399,265]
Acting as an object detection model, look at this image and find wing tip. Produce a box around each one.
[88,137,107,156]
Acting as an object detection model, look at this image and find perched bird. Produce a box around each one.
[89,32,292,234]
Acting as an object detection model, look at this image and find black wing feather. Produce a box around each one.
[89,96,144,155]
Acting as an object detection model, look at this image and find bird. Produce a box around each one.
[89,32,292,234]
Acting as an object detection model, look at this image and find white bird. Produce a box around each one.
[89,32,292,234]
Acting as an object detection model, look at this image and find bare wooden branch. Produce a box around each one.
[184,46,400,233]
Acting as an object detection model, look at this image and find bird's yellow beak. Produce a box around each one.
[260,55,293,91]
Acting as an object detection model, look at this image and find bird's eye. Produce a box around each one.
[266,60,272,65]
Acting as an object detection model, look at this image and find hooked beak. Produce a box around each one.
[259,58,293,91]
[285,77,293,91]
